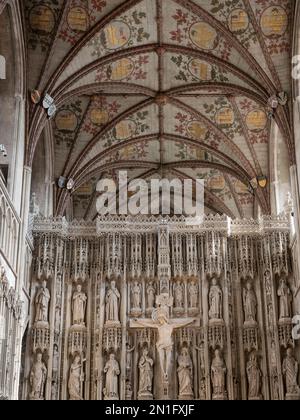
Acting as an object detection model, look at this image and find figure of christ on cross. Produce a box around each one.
[132,312,197,381]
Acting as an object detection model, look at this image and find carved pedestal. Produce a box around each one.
[286,394,300,400]
[32,323,50,353]
[278,319,293,348]
[178,392,194,401]
[243,324,259,352]
[69,326,87,356]
[212,392,228,401]
[103,326,122,353]
[138,391,153,401]
[208,320,226,350]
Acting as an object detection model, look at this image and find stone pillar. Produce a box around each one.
[13,166,32,400]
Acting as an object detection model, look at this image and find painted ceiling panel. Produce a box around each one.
[56,94,147,176]
[63,51,159,94]
[25,0,65,90]
[41,0,126,90]
[54,0,158,89]
[25,0,294,218]
[162,0,268,84]
[163,52,260,93]
[76,103,159,175]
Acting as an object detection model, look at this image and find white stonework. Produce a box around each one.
[14,215,299,400]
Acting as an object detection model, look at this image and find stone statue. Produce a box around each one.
[126,343,135,372]
[273,376,280,400]
[277,279,292,320]
[271,341,278,376]
[29,353,47,400]
[177,347,194,399]
[134,310,196,380]
[56,273,62,307]
[282,348,300,397]
[68,354,84,400]
[246,352,262,400]
[34,281,50,324]
[51,381,58,400]
[126,381,133,400]
[243,282,257,324]
[146,282,156,309]
[54,306,61,332]
[189,280,198,308]
[199,377,206,400]
[268,303,274,326]
[52,345,59,381]
[209,279,223,321]
[138,348,154,399]
[174,280,184,308]
[211,349,227,400]
[132,281,142,310]
[94,343,100,377]
[265,271,272,297]
[103,354,120,400]
[106,281,120,323]
[72,285,87,326]
[96,305,101,326]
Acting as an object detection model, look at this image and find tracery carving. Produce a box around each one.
[26,215,299,401]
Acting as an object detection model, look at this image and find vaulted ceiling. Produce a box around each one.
[25,0,295,220]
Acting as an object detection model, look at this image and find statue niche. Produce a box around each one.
[189,279,198,309]
[68,354,85,401]
[246,351,262,400]
[211,349,227,400]
[282,348,300,400]
[209,279,223,322]
[34,280,51,326]
[72,284,87,327]
[131,280,142,317]
[173,279,185,315]
[146,281,156,313]
[126,342,135,374]
[138,348,154,400]
[103,354,120,400]
[177,346,194,400]
[29,353,47,401]
[243,281,257,326]
[105,280,121,325]
[277,278,292,322]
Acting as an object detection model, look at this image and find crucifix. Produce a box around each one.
[130,294,198,398]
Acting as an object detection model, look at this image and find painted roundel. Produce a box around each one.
[113,120,137,141]
[188,59,212,81]
[228,9,249,34]
[208,175,226,193]
[101,20,131,50]
[55,110,78,132]
[215,107,235,128]
[246,110,267,132]
[90,109,109,126]
[187,121,208,141]
[260,6,288,38]
[67,7,89,32]
[189,22,218,51]
[29,5,56,34]
[107,58,135,81]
